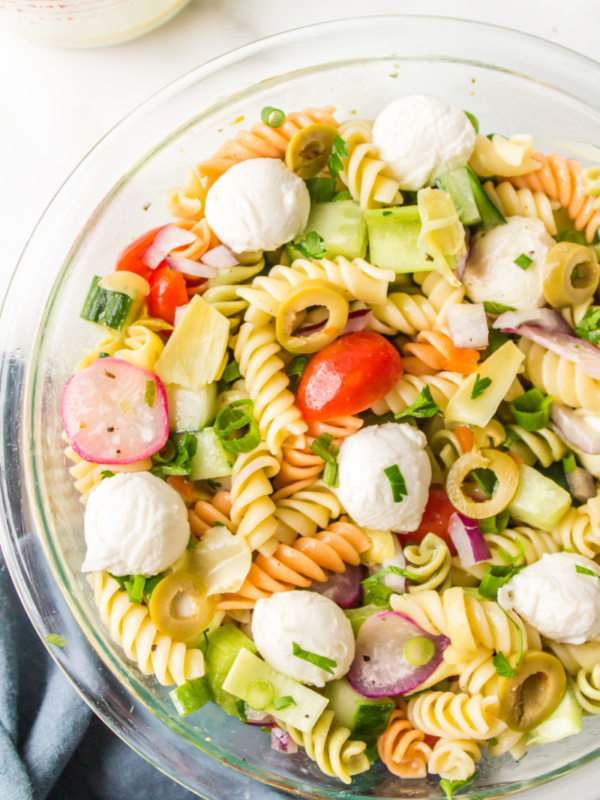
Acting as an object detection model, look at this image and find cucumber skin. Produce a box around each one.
[80,275,133,331]
[204,625,258,718]
[189,427,233,481]
[323,677,394,738]
[435,167,481,226]
[465,165,507,231]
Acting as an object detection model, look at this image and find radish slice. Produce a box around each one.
[310,563,364,609]
[271,726,298,754]
[348,611,449,698]
[61,357,169,464]
[140,224,196,269]
[447,303,488,349]
[201,245,239,269]
[449,512,491,567]
[514,325,600,380]
[165,255,218,279]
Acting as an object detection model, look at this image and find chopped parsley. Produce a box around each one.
[575,307,600,346]
[440,774,478,800]
[394,386,441,420]
[327,134,349,179]
[260,106,285,128]
[295,230,327,259]
[273,695,296,710]
[471,373,492,400]
[576,565,600,579]
[305,176,336,204]
[493,652,515,677]
[100,470,115,480]
[221,361,242,383]
[332,190,352,202]
[309,433,339,487]
[483,301,516,315]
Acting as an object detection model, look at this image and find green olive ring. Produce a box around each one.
[149,570,216,645]
[543,241,600,308]
[497,650,567,731]
[446,448,520,519]
[285,123,339,179]
[275,279,349,354]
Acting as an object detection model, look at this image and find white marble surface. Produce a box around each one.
[3,0,600,797]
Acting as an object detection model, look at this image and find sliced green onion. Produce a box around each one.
[394,386,441,420]
[292,642,337,675]
[222,361,242,383]
[100,470,115,480]
[245,679,275,711]
[404,636,435,666]
[273,695,296,710]
[124,574,146,604]
[478,565,523,600]
[563,453,577,474]
[383,464,407,502]
[152,438,177,464]
[510,388,553,431]
[260,106,285,128]
[214,399,261,454]
[471,373,492,400]
[557,230,587,245]
[169,676,212,717]
[497,536,525,564]
[151,432,197,480]
[514,253,533,270]
[479,508,510,534]
[576,564,600,579]
[305,176,337,204]
[143,379,155,408]
[46,633,66,648]
[235,699,247,723]
[464,110,479,134]
[361,565,420,586]
[309,433,339,488]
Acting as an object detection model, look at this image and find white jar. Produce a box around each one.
[0,0,191,47]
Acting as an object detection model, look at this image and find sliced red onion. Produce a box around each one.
[550,403,600,455]
[245,707,275,726]
[566,467,596,503]
[165,255,218,279]
[382,536,408,594]
[347,611,449,698]
[140,224,196,269]
[201,245,239,269]
[270,726,298,754]
[310,563,364,609]
[447,303,489,349]
[515,326,600,380]
[296,309,372,338]
[493,308,573,335]
[449,512,491,567]
[173,304,189,328]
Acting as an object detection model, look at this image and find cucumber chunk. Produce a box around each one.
[189,427,233,481]
[222,647,328,732]
[435,167,481,226]
[365,206,432,273]
[508,464,572,532]
[323,678,394,738]
[344,604,386,637]
[81,271,149,332]
[204,625,257,718]
[169,675,212,717]
[166,383,217,433]
[528,681,582,746]
[290,200,367,261]
[465,166,507,231]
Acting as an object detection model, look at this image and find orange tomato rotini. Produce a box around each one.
[217,520,370,610]
[188,491,234,538]
[402,331,480,376]
[377,703,433,779]
[510,152,600,242]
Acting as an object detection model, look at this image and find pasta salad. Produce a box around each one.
[60,93,600,796]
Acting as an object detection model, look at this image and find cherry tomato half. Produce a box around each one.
[115,226,165,278]
[296,331,403,422]
[397,488,457,556]
[147,265,189,325]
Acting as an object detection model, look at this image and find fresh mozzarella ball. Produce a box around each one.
[372,94,476,190]
[463,216,554,311]
[498,552,600,644]
[252,591,355,687]
[334,423,431,532]
[204,158,310,253]
[82,472,190,577]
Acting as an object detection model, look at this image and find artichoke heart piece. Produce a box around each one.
[275,279,349,354]
[417,187,466,287]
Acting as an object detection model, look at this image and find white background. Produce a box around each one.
[2,1,600,797]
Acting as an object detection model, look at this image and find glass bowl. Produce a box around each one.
[3,15,600,800]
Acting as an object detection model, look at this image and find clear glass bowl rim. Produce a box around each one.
[3,14,600,800]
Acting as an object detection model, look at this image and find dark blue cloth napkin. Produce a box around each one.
[0,553,198,800]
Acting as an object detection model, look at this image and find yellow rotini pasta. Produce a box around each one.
[281,710,369,784]
[427,738,482,782]
[468,133,541,178]
[417,188,466,287]
[274,483,342,539]
[552,494,600,558]
[229,443,281,555]
[63,439,152,505]
[372,370,465,416]
[337,118,402,208]
[407,690,506,740]
[483,180,558,234]
[113,324,165,372]
[88,571,205,686]
[573,665,600,714]
[75,331,125,372]
[505,423,568,468]
[404,533,452,593]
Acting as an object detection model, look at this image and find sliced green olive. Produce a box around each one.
[543,242,600,308]
[285,124,339,179]
[149,570,216,645]
[276,278,349,354]
[446,448,519,519]
[497,650,566,732]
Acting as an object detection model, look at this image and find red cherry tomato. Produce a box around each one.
[296,331,403,422]
[397,488,457,556]
[147,265,189,325]
[115,226,165,277]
